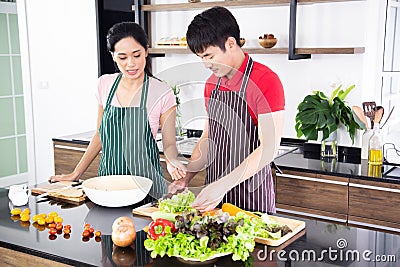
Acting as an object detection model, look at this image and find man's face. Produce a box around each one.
[196,42,235,78]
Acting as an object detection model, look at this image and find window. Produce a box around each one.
[381,0,400,164]
[0,2,28,180]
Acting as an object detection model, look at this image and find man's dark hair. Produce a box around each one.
[186,6,240,54]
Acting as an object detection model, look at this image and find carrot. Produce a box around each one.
[221,203,260,219]
[202,210,217,216]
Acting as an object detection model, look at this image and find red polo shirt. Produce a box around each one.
[204,53,285,125]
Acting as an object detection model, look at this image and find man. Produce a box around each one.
[170,6,285,213]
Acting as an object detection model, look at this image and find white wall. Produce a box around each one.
[151,1,378,147]
[19,0,383,184]
[21,0,98,184]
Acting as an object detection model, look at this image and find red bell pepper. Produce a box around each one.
[147,218,177,240]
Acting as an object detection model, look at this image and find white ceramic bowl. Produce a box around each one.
[82,175,153,207]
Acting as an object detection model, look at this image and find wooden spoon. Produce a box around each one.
[352,106,368,129]
[374,106,384,124]
[362,101,377,129]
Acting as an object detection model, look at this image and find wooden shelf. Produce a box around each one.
[133,0,364,12]
[148,47,365,55]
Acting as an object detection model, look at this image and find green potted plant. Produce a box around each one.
[295,84,362,157]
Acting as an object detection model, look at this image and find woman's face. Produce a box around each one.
[112,37,148,80]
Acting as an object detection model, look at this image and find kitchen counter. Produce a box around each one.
[275,140,400,184]
[1,188,399,267]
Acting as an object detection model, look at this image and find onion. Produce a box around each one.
[111,216,136,247]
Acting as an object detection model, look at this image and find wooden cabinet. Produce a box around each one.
[53,140,206,187]
[348,179,400,229]
[275,169,349,221]
[53,141,100,180]
[133,0,365,59]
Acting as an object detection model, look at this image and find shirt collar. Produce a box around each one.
[220,53,249,87]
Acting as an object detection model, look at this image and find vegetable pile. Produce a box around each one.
[144,210,257,261]
[145,193,293,262]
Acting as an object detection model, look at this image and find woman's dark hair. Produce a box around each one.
[107,22,153,77]
[186,6,240,54]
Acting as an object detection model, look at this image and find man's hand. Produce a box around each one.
[168,178,189,194]
[191,179,228,212]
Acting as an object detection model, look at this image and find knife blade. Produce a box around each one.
[36,181,83,200]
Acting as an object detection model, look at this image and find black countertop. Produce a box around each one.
[1,188,400,266]
[275,140,400,185]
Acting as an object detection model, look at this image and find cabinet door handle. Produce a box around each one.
[349,183,400,193]
[276,208,347,223]
[54,144,87,152]
[277,173,348,186]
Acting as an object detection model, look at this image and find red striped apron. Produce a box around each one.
[206,57,276,213]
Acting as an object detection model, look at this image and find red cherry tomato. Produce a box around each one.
[82,230,90,237]
[48,228,57,235]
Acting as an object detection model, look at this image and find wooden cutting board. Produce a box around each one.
[132,205,160,217]
[31,181,86,204]
[132,204,305,246]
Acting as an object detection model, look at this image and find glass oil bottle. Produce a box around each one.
[368,123,383,165]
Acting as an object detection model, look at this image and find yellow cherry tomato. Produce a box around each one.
[21,208,30,214]
[37,218,46,225]
[45,216,54,224]
[20,214,30,222]
[48,212,58,217]
[32,214,42,222]
[38,213,47,218]
[10,208,22,215]
[54,216,63,223]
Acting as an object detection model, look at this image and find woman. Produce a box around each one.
[50,22,185,200]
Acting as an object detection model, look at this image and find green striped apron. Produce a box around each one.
[98,73,166,200]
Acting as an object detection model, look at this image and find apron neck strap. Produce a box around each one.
[215,56,254,93]
[140,73,149,109]
[240,56,253,93]
[106,73,122,106]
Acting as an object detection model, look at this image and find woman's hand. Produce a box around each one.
[49,172,79,183]
[168,178,189,194]
[166,159,187,180]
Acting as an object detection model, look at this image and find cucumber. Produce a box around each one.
[151,211,177,222]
